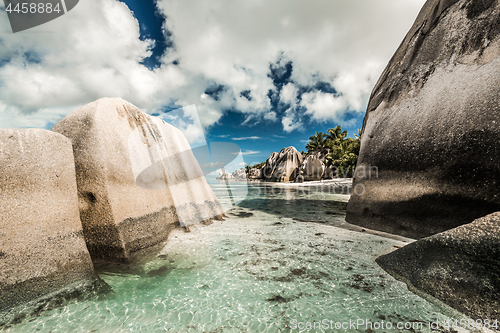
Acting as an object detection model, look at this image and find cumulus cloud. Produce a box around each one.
[157,105,207,145]
[280,83,299,106]
[0,0,426,131]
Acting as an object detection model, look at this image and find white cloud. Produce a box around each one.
[282,108,302,133]
[156,0,425,128]
[280,83,299,105]
[157,105,207,146]
[239,150,260,155]
[263,111,277,122]
[0,0,426,131]
[300,91,348,122]
[231,136,261,141]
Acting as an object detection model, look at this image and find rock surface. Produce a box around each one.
[52,98,224,261]
[217,169,248,181]
[299,155,325,181]
[0,129,96,312]
[261,152,280,180]
[216,172,234,181]
[262,147,303,182]
[347,0,500,238]
[231,168,247,180]
[377,212,500,321]
[246,167,262,180]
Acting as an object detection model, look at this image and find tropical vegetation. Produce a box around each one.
[243,125,361,178]
[305,125,361,177]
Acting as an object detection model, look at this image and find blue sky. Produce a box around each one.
[116,0,413,165]
[0,0,426,166]
[118,0,368,165]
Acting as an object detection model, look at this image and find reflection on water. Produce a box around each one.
[212,179,349,225]
[2,179,469,332]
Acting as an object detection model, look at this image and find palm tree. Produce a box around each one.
[325,125,348,148]
[305,132,327,152]
[354,128,362,140]
[324,127,361,178]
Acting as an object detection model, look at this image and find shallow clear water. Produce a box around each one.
[4,180,472,332]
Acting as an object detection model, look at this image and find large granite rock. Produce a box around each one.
[0,129,97,312]
[231,168,247,180]
[52,98,224,261]
[261,152,280,180]
[216,169,248,181]
[262,147,303,182]
[347,0,500,238]
[299,155,325,181]
[377,212,500,321]
[323,166,337,180]
[246,167,262,180]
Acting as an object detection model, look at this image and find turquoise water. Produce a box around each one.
[3,180,472,332]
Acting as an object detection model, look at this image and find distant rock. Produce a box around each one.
[305,148,330,162]
[231,168,247,180]
[217,169,247,181]
[217,166,264,181]
[299,155,325,181]
[377,212,500,321]
[0,129,97,313]
[52,98,224,261]
[263,147,303,182]
[323,166,337,180]
[246,167,262,180]
[216,172,234,180]
[347,0,500,238]
[261,152,280,180]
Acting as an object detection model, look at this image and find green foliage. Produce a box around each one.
[326,125,348,149]
[248,162,266,170]
[305,125,362,178]
[305,131,328,151]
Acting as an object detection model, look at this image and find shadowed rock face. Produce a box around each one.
[246,168,262,180]
[377,212,500,321]
[262,147,303,182]
[51,98,224,261]
[0,129,96,312]
[261,152,280,180]
[347,0,500,238]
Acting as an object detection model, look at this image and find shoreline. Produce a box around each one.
[336,221,415,243]
[271,178,352,188]
[216,178,353,187]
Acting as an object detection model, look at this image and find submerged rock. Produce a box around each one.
[347,0,500,238]
[0,129,97,313]
[262,147,302,182]
[377,212,500,321]
[52,98,224,261]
